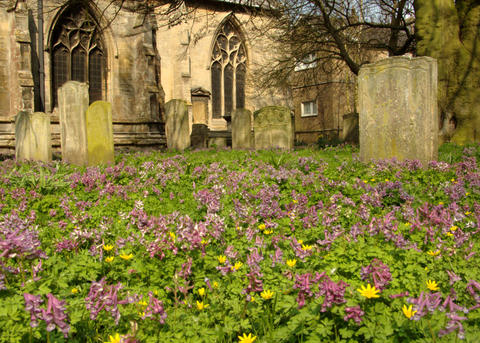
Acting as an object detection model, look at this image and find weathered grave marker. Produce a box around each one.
[165,99,190,151]
[358,56,438,165]
[232,108,252,149]
[15,111,51,162]
[86,101,114,165]
[253,106,293,150]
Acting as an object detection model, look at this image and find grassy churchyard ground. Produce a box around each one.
[1,143,480,342]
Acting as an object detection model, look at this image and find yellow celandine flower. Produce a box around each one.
[119,253,133,260]
[298,239,304,245]
[446,232,454,237]
[427,250,440,257]
[231,261,243,271]
[103,244,114,252]
[138,300,148,307]
[450,226,458,232]
[363,180,368,183]
[238,333,257,343]
[236,226,241,231]
[105,256,114,263]
[357,284,380,298]
[260,290,274,300]
[439,202,444,205]
[138,311,146,317]
[213,281,219,289]
[217,255,227,264]
[426,280,440,291]
[198,287,206,297]
[249,295,255,302]
[71,287,79,294]
[301,244,313,251]
[264,229,273,235]
[169,232,176,242]
[293,199,298,204]
[385,178,390,182]
[196,301,209,310]
[105,333,122,343]
[465,211,472,215]
[286,259,297,268]
[201,239,208,245]
[402,304,417,319]
[370,178,376,182]
[258,223,266,230]
[466,192,470,196]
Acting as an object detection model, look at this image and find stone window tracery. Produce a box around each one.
[211,20,246,119]
[51,6,106,106]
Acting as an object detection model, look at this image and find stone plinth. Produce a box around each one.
[253,106,293,150]
[58,81,89,165]
[358,56,438,165]
[232,108,252,149]
[15,111,52,162]
[165,99,190,151]
[86,101,114,166]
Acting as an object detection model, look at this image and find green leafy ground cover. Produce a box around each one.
[1,144,480,342]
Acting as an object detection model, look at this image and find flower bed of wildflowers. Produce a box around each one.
[1,144,480,342]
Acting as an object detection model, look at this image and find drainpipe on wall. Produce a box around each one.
[38,0,45,112]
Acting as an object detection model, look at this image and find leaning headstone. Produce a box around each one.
[165,99,190,151]
[358,56,438,165]
[58,81,89,165]
[86,101,114,166]
[253,106,293,150]
[15,111,51,162]
[232,108,252,149]
[190,124,209,149]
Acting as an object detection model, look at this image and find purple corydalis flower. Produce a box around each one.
[344,306,364,324]
[317,277,348,312]
[439,312,467,339]
[293,272,325,308]
[41,293,70,338]
[24,293,43,328]
[85,278,132,325]
[141,292,167,323]
[360,258,392,290]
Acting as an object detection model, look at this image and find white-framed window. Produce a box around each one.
[294,53,317,71]
[301,100,318,117]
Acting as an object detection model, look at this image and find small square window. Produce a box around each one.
[301,101,317,117]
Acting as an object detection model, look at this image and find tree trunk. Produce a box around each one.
[415,0,480,144]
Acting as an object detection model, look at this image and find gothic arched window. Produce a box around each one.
[211,20,247,119]
[51,6,106,106]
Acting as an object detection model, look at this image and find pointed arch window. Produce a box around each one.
[50,6,106,106]
[211,20,247,119]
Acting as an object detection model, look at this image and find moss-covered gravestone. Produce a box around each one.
[58,81,89,165]
[253,106,293,150]
[232,108,252,150]
[86,101,114,166]
[15,111,51,162]
[165,99,190,151]
[358,56,438,165]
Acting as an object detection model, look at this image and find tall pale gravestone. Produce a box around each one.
[253,106,293,150]
[86,101,114,166]
[15,111,51,162]
[358,56,438,165]
[165,99,190,151]
[58,81,89,165]
[232,108,252,149]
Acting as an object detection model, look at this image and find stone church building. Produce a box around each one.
[0,0,286,153]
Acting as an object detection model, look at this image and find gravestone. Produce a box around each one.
[358,56,438,165]
[341,112,359,144]
[165,99,190,151]
[15,111,51,162]
[232,108,252,149]
[58,81,89,165]
[253,106,293,150]
[86,101,114,165]
[190,124,208,149]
